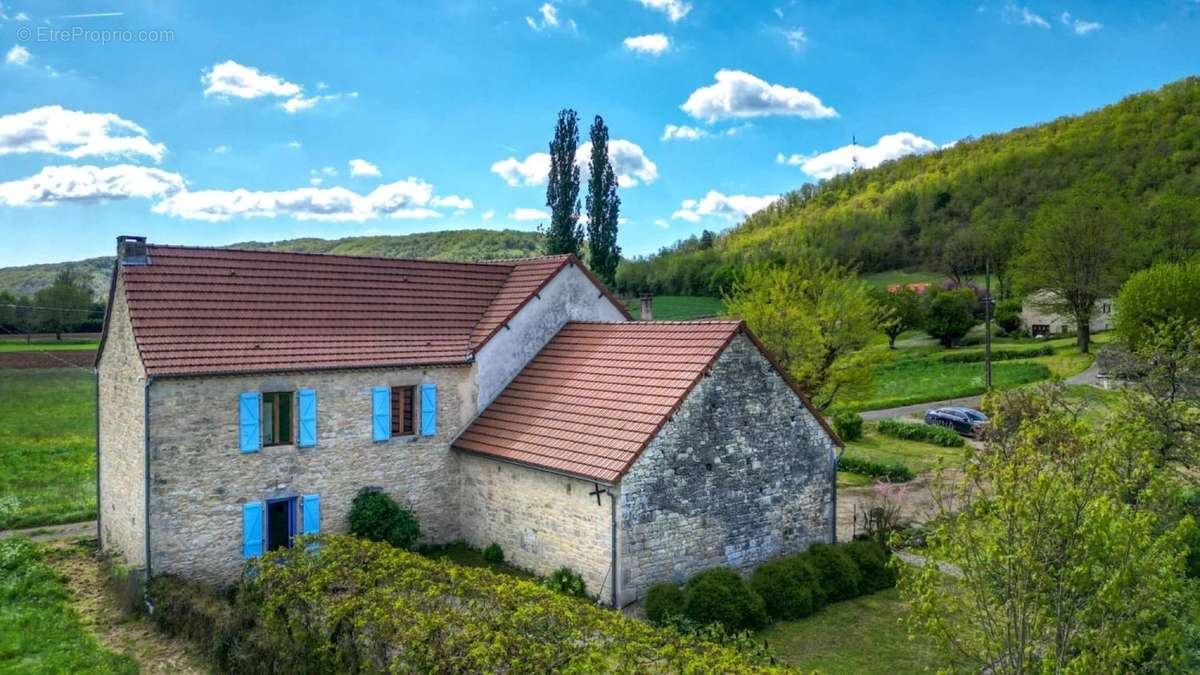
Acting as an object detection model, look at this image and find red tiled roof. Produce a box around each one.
[117,246,619,376]
[453,321,839,483]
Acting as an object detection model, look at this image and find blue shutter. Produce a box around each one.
[372,386,391,442]
[242,501,264,558]
[297,389,317,448]
[239,392,261,453]
[420,383,437,436]
[302,494,320,534]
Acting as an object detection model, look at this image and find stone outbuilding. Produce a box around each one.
[96,236,839,606]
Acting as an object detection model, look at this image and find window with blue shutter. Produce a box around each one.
[372,386,391,442]
[239,392,261,453]
[297,389,317,448]
[242,501,264,558]
[302,494,320,534]
[420,383,437,436]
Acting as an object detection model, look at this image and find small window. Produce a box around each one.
[391,386,416,436]
[1032,324,1050,338]
[261,392,294,446]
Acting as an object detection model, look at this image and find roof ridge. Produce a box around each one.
[564,320,742,326]
[146,243,527,269]
[476,253,573,264]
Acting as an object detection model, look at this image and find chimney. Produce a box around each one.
[639,293,653,321]
[117,235,149,265]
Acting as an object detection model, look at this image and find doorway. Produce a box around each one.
[266,497,296,551]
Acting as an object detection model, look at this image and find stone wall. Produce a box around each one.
[617,333,837,605]
[457,453,615,602]
[97,273,148,566]
[146,365,476,585]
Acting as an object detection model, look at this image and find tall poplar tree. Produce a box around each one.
[544,109,583,256]
[586,115,621,287]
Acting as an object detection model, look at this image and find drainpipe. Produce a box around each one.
[831,444,842,544]
[94,368,101,544]
[609,489,618,608]
[143,376,155,579]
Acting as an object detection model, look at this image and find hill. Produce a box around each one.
[616,76,1200,297]
[0,229,545,298]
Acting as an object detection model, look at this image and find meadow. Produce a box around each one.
[623,295,725,320]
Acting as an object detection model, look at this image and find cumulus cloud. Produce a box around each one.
[662,124,707,141]
[0,106,166,162]
[623,33,670,55]
[5,44,30,65]
[348,158,381,177]
[202,60,301,99]
[1003,3,1049,28]
[280,91,357,114]
[636,0,691,22]
[780,132,937,179]
[1060,11,1101,35]
[491,152,551,187]
[681,69,837,122]
[492,140,656,188]
[672,190,780,223]
[481,209,495,220]
[508,207,549,221]
[430,194,473,209]
[654,218,669,228]
[0,164,184,206]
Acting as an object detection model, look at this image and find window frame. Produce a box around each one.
[390,385,417,437]
[261,391,295,447]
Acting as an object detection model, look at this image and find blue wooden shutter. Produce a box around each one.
[302,494,320,535]
[297,389,317,448]
[239,392,261,453]
[372,386,391,442]
[242,501,264,558]
[420,383,437,436]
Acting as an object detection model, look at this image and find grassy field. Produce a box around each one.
[625,295,725,320]
[0,537,137,674]
[842,425,964,476]
[0,369,96,529]
[860,269,983,292]
[0,341,98,352]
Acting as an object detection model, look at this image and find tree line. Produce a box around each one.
[0,269,102,340]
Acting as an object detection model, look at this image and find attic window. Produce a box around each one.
[391,386,416,436]
[261,392,294,447]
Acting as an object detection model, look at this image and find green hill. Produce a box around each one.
[616,76,1200,297]
[0,229,545,298]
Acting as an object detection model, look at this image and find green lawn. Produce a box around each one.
[842,425,964,477]
[625,295,726,320]
[0,537,137,674]
[848,359,1051,412]
[0,341,98,352]
[760,588,939,674]
[421,541,540,581]
[0,369,96,529]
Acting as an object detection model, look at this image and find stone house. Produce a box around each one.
[96,236,840,606]
[1019,289,1115,337]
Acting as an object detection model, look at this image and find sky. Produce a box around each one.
[0,1,1198,267]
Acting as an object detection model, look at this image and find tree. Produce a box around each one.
[873,287,925,349]
[724,258,884,410]
[544,109,583,257]
[33,269,93,340]
[1016,188,1130,353]
[1114,260,1200,350]
[585,115,621,287]
[924,288,976,347]
[936,225,985,287]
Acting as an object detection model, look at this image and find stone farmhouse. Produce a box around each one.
[1019,289,1115,337]
[96,236,840,606]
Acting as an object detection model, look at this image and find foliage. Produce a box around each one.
[543,565,589,598]
[1115,259,1200,350]
[994,297,1023,335]
[481,542,504,564]
[0,538,137,674]
[873,286,926,348]
[846,357,1051,412]
[32,269,95,340]
[585,115,621,287]
[544,108,583,257]
[643,582,686,626]
[831,411,863,442]
[875,419,965,447]
[841,540,897,594]
[347,490,421,550]
[937,344,1053,362]
[861,481,910,546]
[803,544,863,604]
[146,574,269,671]
[924,288,978,347]
[724,258,885,410]
[684,566,769,632]
[836,455,914,483]
[749,555,824,621]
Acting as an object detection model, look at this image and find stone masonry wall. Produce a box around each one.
[458,453,614,602]
[147,365,476,585]
[97,273,147,566]
[617,333,837,605]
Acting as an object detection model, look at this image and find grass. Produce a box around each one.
[0,368,96,529]
[625,295,726,320]
[860,269,983,292]
[760,588,940,674]
[842,425,964,477]
[421,541,540,581]
[0,537,137,674]
[849,359,1051,412]
[0,340,98,352]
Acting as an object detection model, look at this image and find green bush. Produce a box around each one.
[544,566,588,598]
[644,582,687,626]
[938,345,1053,363]
[1116,260,1200,349]
[842,540,898,594]
[995,299,1024,335]
[831,411,863,442]
[347,490,421,550]
[876,418,965,447]
[684,567,768,632]
[803,544,862,603]
[926,289,979,347]
[749,555,825,620]
[146,574,269,672]
[836,455,914,482]
[482,542,504,564]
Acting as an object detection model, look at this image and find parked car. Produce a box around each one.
[924,406,989,436]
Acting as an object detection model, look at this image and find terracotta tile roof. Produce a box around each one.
[453,321,840,483]
[118,246,612,376]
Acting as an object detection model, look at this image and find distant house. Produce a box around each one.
[1019,289,1115,337]
[96,237,839,607]
[886,282,933,295]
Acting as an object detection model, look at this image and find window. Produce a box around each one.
[261,392,294,446]
[1032,324,1050,337]
[391,386,416,436]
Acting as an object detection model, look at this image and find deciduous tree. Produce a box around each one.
[924,288,976,348]
[872,286,925,349]
[33,269,93,340]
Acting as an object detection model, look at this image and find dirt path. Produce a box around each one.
[0,520,97,542]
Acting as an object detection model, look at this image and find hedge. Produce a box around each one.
[876,419,965,447]
[831,411,863,442]
[748,555,824,621]
[938,345,1054,363]
[684,567,768,632]
[836,455,914,482]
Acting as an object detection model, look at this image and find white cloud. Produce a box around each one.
[481,209,495,220]
[1003,3,1049,28]
[5,44,30,66]
[636,0,691,22]
[662,124,708,141]
[782,28,806,50]
[279,91,355,114]
[202,60,301,99]
[671,190,780,223]
[211,145,230,154]
[623,33,670,55]
[782,131,938,180]
[0,164,184,206]
[287,140,302,149]
[320,166,337,176]
[430,194,473,209]
[526,3,560,30]
[0,106,166,162]
[310,177,323,186]
[493,140,657,188]
[1060,11,1101,35]
[681,69,837,122]
[348,158,381,177]
[508,207,549,221]
[491,152,551,186]
[654,218,670,228]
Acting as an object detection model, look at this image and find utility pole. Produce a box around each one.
[984,255,993,390]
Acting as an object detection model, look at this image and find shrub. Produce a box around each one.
[146,575,269,672]
[684,567,768,632]
[1116,259,1200,349]
[836,455,914,482]
[803,544,862,603]
[995,299,1024,335]
[644,582,686,626]
[842,539,897,594]
[482,542,504,564]
[938,345,1053,363]
[831,411,863,442]
[347,490,421,550]
[876,419,965,447]
[749,555,824,620]
[544,566,588,598]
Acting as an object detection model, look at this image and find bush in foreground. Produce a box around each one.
[804,544,863,603]
[684,567,768,632]
[347,490,421,550]
[543,565,588,598]
[876,418,965,447]
[842,539,897,594]
[749,555,825,620]
[644,582,686,626]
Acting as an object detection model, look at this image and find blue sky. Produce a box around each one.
[0,0,1198,266]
